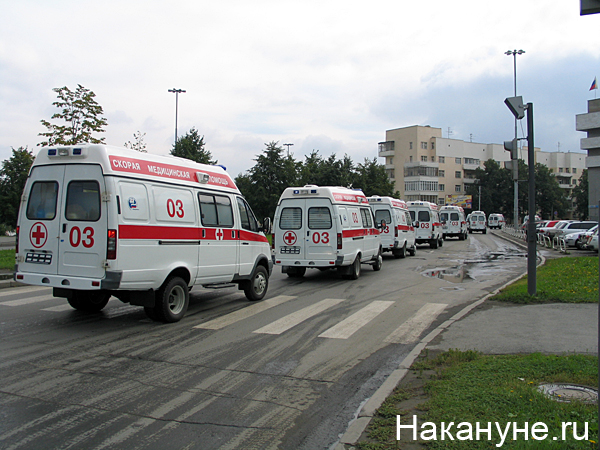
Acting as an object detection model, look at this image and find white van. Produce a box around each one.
[15,144,272,322]
[488,213,505,229]
[439,205,467,240]
[273,185,382,279]
[368,196,416,258]
[468,211,487,234]
[407,201,443,249]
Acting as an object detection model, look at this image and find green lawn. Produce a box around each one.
[0,249,15,271]
[494,257,598,304]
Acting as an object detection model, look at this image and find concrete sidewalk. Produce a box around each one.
[336,231,598,449]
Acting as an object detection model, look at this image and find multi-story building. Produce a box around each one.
[576,98,600,222]
[378,125,584,213]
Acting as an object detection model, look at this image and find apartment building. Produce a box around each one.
[378,125,583,209]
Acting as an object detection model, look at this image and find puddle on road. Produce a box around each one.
[422,248,526,284]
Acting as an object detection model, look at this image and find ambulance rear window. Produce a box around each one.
[65,181,100,221]
[360,208,373,228]
[280,207,302,230]
[418,211,430,222]
[440,212,448,222]
[308,207,331,229]
[450,212,459,220]
[26,181,58,220]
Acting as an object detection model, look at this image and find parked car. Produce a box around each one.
[564,225,598,248]
[555,221,598,239]
[587,228,598,252]
[544,220,573,239]
[537,220,560,237]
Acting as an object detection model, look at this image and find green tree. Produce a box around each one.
[572,169,588,220]
[38,84,107,146]
[0,147,35,228]
[235,141,299,220]
[465,159,513,219]
[352,157,396,197]
[298,151,355,187]
[124,131,147,152]
[534,163,569,219]
[170,127,216,164]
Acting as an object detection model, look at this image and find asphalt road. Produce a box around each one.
[0,231,527,450]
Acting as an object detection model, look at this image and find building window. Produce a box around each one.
[431,156,435,162]
[573,168,577,174]
[409,155,413,162]
[438,156,445,163]
[565,168,570,173]
[559,168,563,173]
[421,142,428,150]
[432,142,435,150]
[421,155,428,162]
[455,171,462,178]
[455,157,462,164]
[464,158,480,165]
[439,170,445,177]
[409,142,413,149]
[439,184,445,191]
[455,185,462,192]
[438,198,444,205]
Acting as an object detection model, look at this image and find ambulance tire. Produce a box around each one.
[67,291,110,312]
[373,251,383,271]
[154,276,189,323]
[393,244,406,259]
[438,238,443,248]
[408,245,417,256]
[344,256,361,280]
[287,267,306,278]
[244,265,269,301]
[430,238,438,249]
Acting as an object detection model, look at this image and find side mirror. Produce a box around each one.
[377,219,386,230]
[413,221,419,228]
[262,217,272,234]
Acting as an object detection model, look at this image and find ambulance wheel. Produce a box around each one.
[245,265,268,301]
[154,277,189,323]
[393,244,406,259]
[344,256,361,280]
[438,238,443,248]
[430,238,438,249]
[408,245,416,256]
[287,267,306,278]
[373,251,383,271]
[68,291,111,312]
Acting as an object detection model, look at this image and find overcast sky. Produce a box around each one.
[1,1,598,177]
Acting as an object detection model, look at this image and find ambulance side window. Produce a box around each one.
[409,210,415,222]
[65,180,100,221]
[360,208,373,228]
[280,208,302,230]
[199,194,234,228]
[237,197,259,232]
[26,181,58,220]
[308,207,331,230]
[405,212,412,225]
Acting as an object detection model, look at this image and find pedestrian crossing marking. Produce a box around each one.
[253,298,345,335]
[0,295,56,307]
[0,286,50,299]
[194,295,296,330]
[318,300,394,339]
[384,303,447,344]
[42,304,73,312]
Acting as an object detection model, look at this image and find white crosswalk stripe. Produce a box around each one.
[0,286,50,298]
[0,295,56,307]
[318,300,394,339]
[253,298,345,335]
[42,304,74,312]
[384,303,447,344]
[194,295,296,330]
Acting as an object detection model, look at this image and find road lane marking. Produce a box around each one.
[193,295,296,330]
[253,298,345,335]
[0,286,50,298]
[42,304,73,312]
[318,300,394,339]
[0,295,56,307]
[384,303,447,344]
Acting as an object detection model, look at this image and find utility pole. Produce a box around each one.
[283,143,294,157]
[168,88,186,146]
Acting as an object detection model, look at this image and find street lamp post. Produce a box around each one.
[283,143,294,157]
[505,49,525,226]
[168,88,186,146]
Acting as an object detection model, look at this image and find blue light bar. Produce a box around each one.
[48,149,57,156]
[73,148,82,155]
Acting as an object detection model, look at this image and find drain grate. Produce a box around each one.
[537,383,598,404]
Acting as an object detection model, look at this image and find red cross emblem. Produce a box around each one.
[283,231,297,245]
[215,229,224,240]
[30,222,48,248]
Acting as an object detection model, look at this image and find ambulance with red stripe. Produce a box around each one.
[407,201,443,249]
[15,144,272,322]
[439,205,468,240]
[367,196,416,258]
[273,185,383,279]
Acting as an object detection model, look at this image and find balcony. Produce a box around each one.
[378,141,395,157]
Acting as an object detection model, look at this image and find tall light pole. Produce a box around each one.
[283,143,294,157]
[505,50,525,225]
[168,88,186,146]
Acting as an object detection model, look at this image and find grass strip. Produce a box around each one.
[360,350,598,449]
[0,249,15,271]
[493,256,598,304]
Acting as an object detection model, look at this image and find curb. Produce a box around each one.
[334,229,543,449]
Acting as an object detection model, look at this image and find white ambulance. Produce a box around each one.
[439,205,468,240]
[488,213,505,229]
[367,196,416,258]
[407,201,443,249]
[15,144,272,323]
[468,211,487,234]
[273,185,383,279]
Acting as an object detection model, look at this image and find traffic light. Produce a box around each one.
[504,138,518,160]
[505,96,525,119]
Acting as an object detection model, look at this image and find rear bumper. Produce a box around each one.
[275,258,342,268]
[14,269,122,290]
